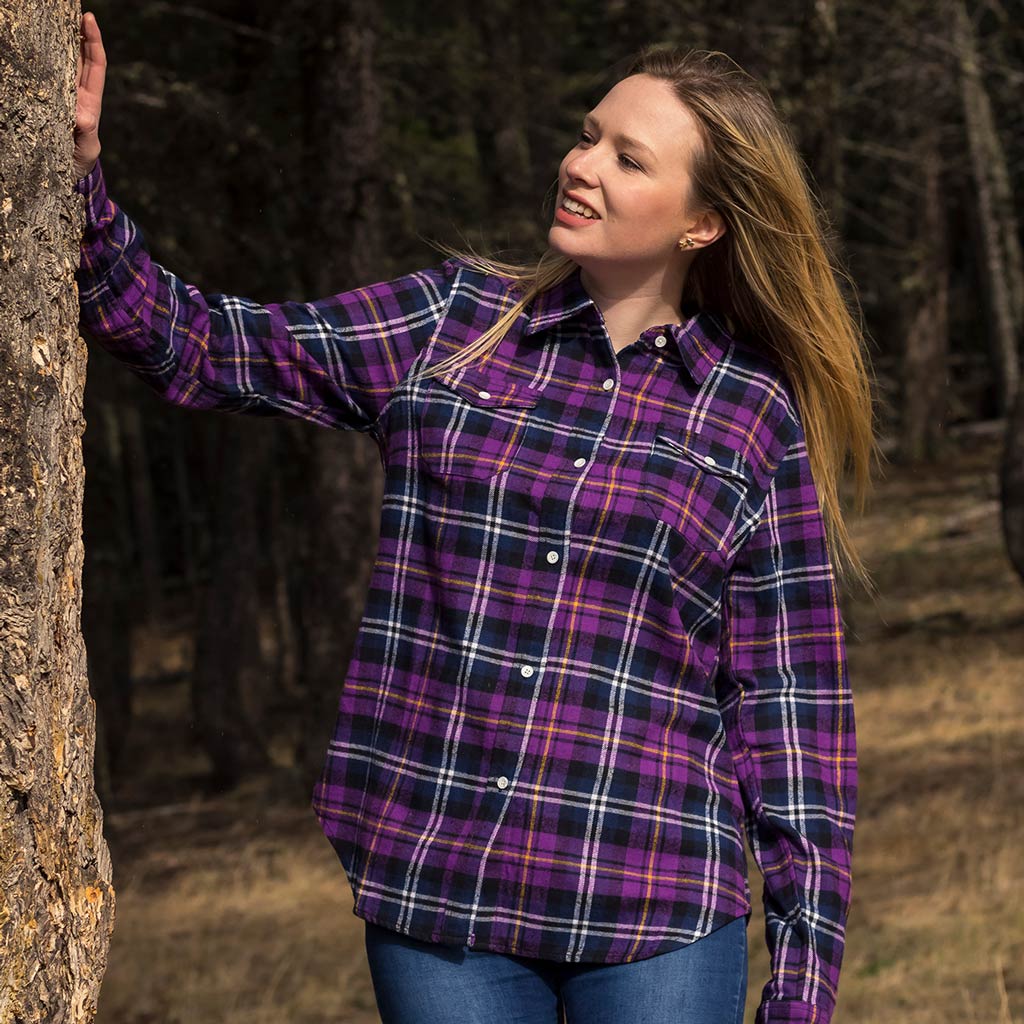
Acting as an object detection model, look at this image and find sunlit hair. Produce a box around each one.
[408,44,881,590]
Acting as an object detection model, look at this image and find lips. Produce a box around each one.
[554,203,600,228]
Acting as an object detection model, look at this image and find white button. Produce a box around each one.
[703,455,717,467]
[574,457,587,468]
[496,776,510,790]
[654,335,667,348]
[602,378,614,390]
[546,550,559,564]
[477,390,491,400]
[520,665,534,678]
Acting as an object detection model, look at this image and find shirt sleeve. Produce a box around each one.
[716,417,857,1024]
[74,159,456,434]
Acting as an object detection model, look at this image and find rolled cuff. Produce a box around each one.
[74,159,108,222]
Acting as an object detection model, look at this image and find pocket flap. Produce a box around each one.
[437,363,541,409]
[652,433,752,490]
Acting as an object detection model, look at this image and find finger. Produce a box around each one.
[79,13,107,103]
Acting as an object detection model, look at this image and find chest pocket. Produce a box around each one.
[418,362,541,481]
[640,432,752,557]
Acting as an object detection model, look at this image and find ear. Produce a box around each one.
[685,207,726,248]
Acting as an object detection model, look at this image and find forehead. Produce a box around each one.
[589,74,697,167]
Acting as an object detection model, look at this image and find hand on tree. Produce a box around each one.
[74,12,106,181]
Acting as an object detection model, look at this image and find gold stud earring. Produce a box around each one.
[678,237,696,250]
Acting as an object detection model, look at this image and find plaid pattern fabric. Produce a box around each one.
[76,160,856,1024]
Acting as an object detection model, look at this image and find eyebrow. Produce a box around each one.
[582,113,657,163]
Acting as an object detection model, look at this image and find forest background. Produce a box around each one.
[64,0,1023,1021]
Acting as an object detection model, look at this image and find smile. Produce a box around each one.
[561,195,600,219]
[555,193,601,228]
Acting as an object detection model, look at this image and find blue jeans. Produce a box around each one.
[363,915,748,1024]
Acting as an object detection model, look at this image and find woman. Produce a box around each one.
[74,12,876,1024]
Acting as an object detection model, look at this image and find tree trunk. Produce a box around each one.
[301,0,384,293]
[190,418,273,791]
[954,0,1020,413]
[1003,380,1024,583]
[82,373,136,803]
[901,125,950,462]
[170,412,202,593]
[266,430,301,702]
[474,0,535,248]
[290,0,387,786]
[799,0,843,234]
[186,0,279,792]
[118,401,164,624]
[0,2,115,1020]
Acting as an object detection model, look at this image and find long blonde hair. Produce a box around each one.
[410,45,880,590]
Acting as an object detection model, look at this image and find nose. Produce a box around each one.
[564,148,597,187]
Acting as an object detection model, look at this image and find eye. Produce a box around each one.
[577,130,642,172]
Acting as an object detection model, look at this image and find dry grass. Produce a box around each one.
[97,791,380,1024]
[95,430,1023,1023]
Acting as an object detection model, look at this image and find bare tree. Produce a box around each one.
[949,0,1024,579]
[289,0,389,784]
[186,0,277,789]
[954,0,1022,413]
[901,124,951,460]
[799,0,843,232]
[0,4,114,1019]
[1003,380,1024,582]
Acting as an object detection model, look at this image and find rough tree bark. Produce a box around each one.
[0,2,115,1021]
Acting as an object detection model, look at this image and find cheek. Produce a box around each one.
[618,190,681,230]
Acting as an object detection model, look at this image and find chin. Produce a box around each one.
[547,227,570,253]
[547,229,589,265]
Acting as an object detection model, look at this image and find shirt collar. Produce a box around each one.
[522,263,730,387]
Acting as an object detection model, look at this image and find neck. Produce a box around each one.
[579,261,690,349]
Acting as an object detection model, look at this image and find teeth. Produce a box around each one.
[562,197,598,219]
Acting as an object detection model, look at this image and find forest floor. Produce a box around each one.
[93,426,1024,1024]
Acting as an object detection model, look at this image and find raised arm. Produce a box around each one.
[73,13,455,434]
[716,415,857,1024]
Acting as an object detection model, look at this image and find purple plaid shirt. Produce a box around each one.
[76,160,856,1024]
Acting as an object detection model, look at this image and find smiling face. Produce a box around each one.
[548,74,708,278]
